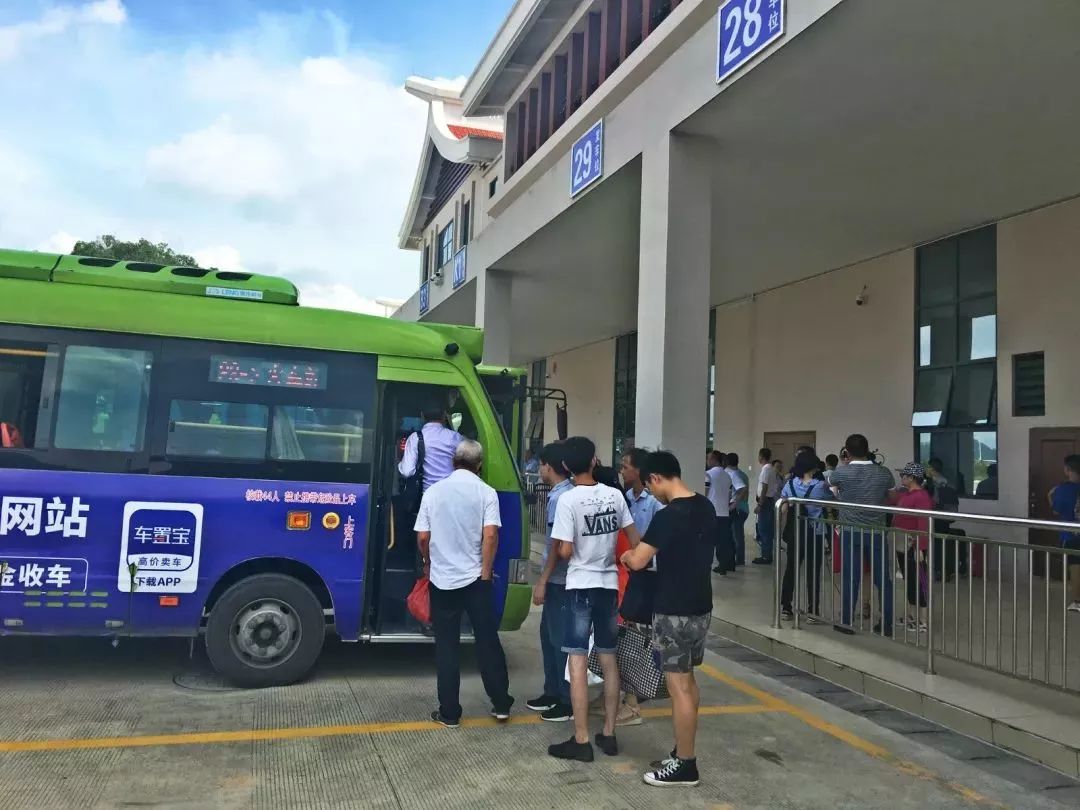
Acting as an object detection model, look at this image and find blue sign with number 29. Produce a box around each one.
[570,119,603,197]
[717,0,784,83]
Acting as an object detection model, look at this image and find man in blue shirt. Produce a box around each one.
[1049,454,1080,613]
[527,442,576,721]
[623,447,661,534]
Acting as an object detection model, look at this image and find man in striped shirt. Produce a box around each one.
[829,434,895,635]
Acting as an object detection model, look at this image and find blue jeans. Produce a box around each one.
[539,582,569,701]
[562,587,618,655]
[756,499,776,560]
[839,527,893,628]
[732,509,749,565]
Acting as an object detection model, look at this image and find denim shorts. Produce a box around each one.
[562,588,619,655]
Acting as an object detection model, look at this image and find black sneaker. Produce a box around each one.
[781,608,794,621]
[649,748,677,770]
[594,732,618,757]
[429,710,459,728]
[540,703,573,722]
[644,757,700,787]
[872,623,894,639]
[548,736,594,762]
[490,706,511,722]
[526,694,557,712]
[752,557,772,565]
[833,624,855,636]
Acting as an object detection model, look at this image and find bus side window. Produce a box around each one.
[270,406,369,465]
[0,338,60,450]
[54,345,152,452]
[167,400,269,459]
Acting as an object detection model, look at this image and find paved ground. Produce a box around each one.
[0,606,1075,809]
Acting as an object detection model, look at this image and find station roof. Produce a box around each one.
[398,77,504,251]
[461,0,581,117]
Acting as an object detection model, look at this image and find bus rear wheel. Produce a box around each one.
[206,573,325,688]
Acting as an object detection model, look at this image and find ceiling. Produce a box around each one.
[487,0,1080,364]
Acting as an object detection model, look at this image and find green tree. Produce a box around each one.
[70,235,200,267]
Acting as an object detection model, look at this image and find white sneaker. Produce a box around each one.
[1067,602,1080,614]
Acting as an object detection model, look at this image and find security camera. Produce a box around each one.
[855,286,868,306]
[432,267,445,286]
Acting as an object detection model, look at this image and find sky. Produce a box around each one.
[0,0,508,313]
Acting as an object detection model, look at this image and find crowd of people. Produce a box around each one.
[410,431,715,788]
[404,406,1080,791]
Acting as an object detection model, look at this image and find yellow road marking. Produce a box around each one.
[698,663,1004,808]
[0,703,775,754]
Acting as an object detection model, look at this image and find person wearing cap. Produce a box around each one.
[888,463,935,632]
[779,454,832,622]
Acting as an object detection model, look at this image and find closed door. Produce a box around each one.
[1029,428,1080,578]
[763,431,817,472]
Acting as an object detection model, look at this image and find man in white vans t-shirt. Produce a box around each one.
[548,436,641,764]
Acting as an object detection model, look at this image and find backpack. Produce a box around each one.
[400,430,426,514]
[781,478,815,546]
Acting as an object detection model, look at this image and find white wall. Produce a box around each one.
[997,196,1080,522]
[714,250,915,489]
[543,338,616,459]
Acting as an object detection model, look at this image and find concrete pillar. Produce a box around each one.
[476,269,513,366]
[634,132,711,479]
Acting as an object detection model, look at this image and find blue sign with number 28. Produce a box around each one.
[570,119,603,197]
[717,0,785,83]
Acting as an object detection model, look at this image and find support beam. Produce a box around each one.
[527,88,539,158]
[569,32,584,115]
[539,71,552,145]
[476,270,513,366]
[553,54,568,130]
[515,101,526,173]
[602,0,622,81]
[625,0,644,54]
[585,11,602,97]
[635,133,712,476]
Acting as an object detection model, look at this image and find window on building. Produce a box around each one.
[489,178,497,198]
[461,202,471,248]
[612,332,637,464]
[437,221,455,267]
[913,226,997,498]
[55,345,152,452]
[1013,352,1045,417]
[421,244,430,283]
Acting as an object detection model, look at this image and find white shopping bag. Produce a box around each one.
[565,632,604,686]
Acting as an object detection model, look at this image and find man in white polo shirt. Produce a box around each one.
[415,439,513,727]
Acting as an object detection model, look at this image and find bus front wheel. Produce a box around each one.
[206,573,325,688]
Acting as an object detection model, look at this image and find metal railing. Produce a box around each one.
[527,479,551,536]
[773,497,1080,693]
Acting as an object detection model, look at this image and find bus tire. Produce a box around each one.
[205,573,325,688]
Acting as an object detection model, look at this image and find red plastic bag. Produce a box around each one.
[407,576,431,625]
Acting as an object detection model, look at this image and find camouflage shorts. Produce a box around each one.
[651,613,711,673]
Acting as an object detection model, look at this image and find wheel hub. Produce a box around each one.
[233,600,299,665]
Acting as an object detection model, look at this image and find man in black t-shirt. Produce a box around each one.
[621,451,714,789]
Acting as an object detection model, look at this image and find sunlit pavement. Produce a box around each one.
[0,606,1074,808]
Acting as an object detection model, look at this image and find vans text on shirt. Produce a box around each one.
[551,483,634,591]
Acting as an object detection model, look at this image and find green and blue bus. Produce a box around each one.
[0,249,531,686]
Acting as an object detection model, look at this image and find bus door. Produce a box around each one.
[368,357,496,637]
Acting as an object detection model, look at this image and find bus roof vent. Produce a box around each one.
[0,248,299,305]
